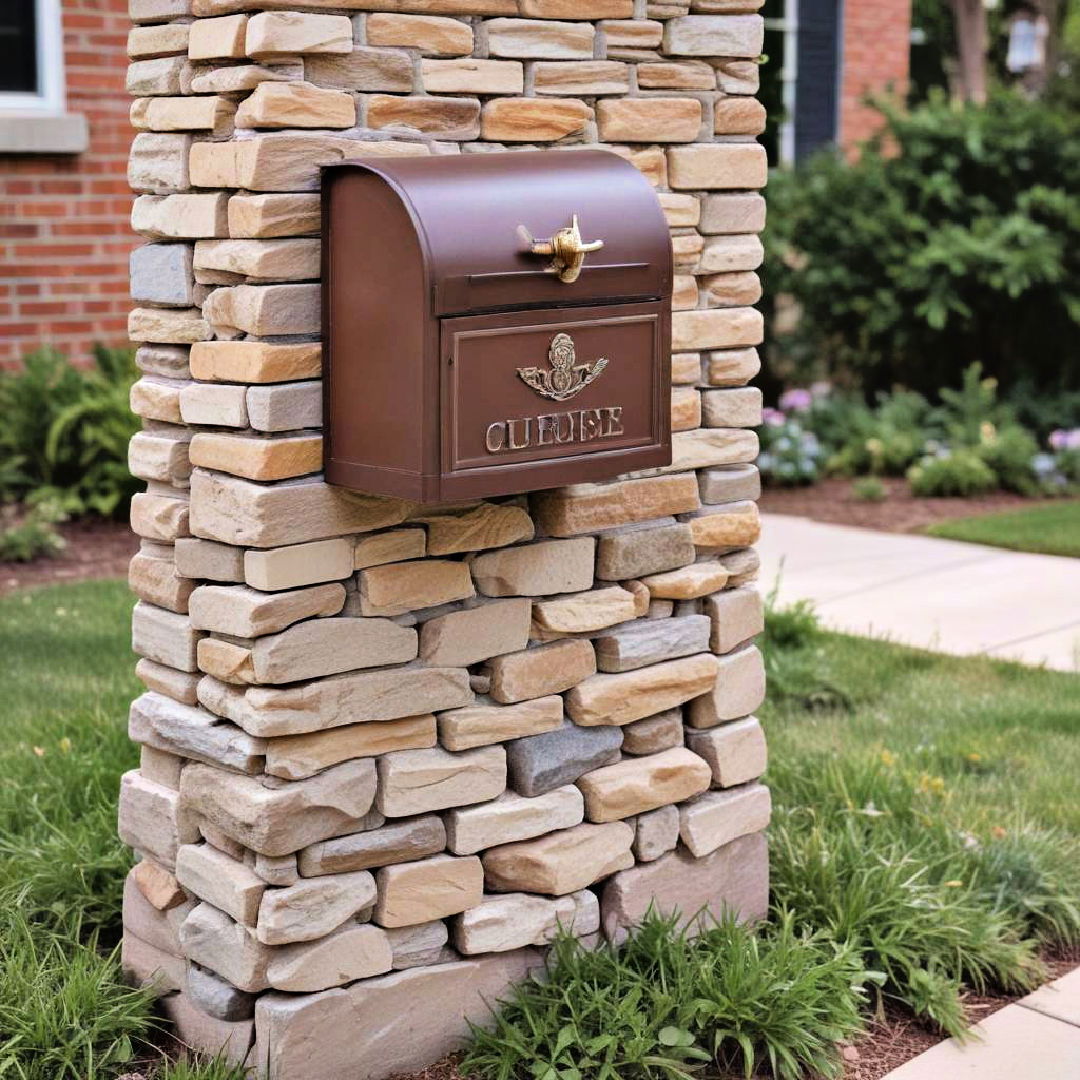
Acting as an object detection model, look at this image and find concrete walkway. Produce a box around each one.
[883,968,1080,1079]
[757,514,1080,672]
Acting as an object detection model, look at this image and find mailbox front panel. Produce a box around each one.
[439,302,670,500]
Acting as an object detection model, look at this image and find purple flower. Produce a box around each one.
[1049,429,1080,450]
[779,388,813,412]
[762,407,787,427]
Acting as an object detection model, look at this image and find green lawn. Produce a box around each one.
[925,500,1080,558]
[0,580,1078,1079]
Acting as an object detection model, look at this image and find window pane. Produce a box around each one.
[0,0,39,95]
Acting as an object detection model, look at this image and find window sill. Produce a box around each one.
[0,112,88,154]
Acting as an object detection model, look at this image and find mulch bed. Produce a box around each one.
[0,518,137,596]
[758,477,1051,535]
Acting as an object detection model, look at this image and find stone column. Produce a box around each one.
[121,0,769,1075]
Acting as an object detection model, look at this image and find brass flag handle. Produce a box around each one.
[523,215,604,284]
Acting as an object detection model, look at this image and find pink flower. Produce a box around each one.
[1049,429,1080,450]
[779,388,813,412]
[762,407,787,427]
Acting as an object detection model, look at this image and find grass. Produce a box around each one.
[925,500,1080,558]
[1,579,1078,1079]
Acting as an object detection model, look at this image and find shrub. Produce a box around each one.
[907,448,997,497]
[764,92,1080,398]
[852,477,886,502]
[757,409,823,486]
[0,501,66,563]
[462,912,869,1080]
[0,346,140,519]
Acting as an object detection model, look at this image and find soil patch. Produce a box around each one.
[758,478,1056,535]
[0,518,136,596]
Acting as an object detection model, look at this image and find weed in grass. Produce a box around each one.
[0,909,155,1080]
[152,1057,252,1080]
[462,911,869,1080]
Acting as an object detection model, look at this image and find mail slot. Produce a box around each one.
[322,149,673,503]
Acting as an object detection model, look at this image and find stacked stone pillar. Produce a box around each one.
[121,0,770,1074]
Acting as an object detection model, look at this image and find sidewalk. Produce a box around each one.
[883,969,1080,1078]
[756,514,1080,672]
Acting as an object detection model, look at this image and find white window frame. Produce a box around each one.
[765,0,799,166]
[0,0,66,115]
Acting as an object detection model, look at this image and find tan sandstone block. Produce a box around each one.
[446,786,583,855]
[131,95,235,133]
[197,638,254,684]
[487,17,594,57]
[595,521,694,580]
[596,98,701,141]
[127,55,187,95]
[202,283,319,335]
[131,492,189,543]
[128,307,209,345]
[637,59,715,88]
[704,585,763,653]
[641,561,730,599]
[188,582,344,637]
[366,13,474,55]
[188,433,322,482]
[189,471,412,548]
[178,383,247,428]
[672,233,704,269]
[700,192,767,235]
[367,95,480,139]
[375,855,484,928]
[244,538,352,591]
[265,714,436,780]
[566,653,719,727]
[663,14,763,56]
[698,234,764,274]
[190,133,428,193]
[353,528,426,568]
[482,821,633,895]
[194,237,320,280]
[267,922,392,992]
[601,830,767,943]
[438,695,563,752]
[245,12,352,58]
[180,759,377,856]
[176,843,266,925]
[359,558,474,616]
[129,22,191,59]
[672,273,699,310]
[701,386,763,428]
[454,890,597,953]
[236,80,355,128]
[130,377,184,424]
[188,59,304,94]
[421,58,523,94]
[419,598,531,667]
[132,859,186,911]
[701,271,762,308]
[521,0,633,15]
[256,870,376,944]
[132,192,229,239]
[671,385,701,431]
[686,716,766,788]
[189,340,321,383]
[672,351,702,383]
[578,747,711,822]
[481,98,592,141]
[469,537,594,597]
[667,143,768,190]
[305,46,414,92]
[532,474,700,537]
[377,745,506,817]
[599,18,662,48]
[622,709,683,755]
[679,782,771,856]
[188,14,248,59]
[687,644,765,728]
[486,639,596,704]
[129,551,194,614]
[714,96,767,135]
[129,132,190,194]
[419,502,534,556]
[139,743,188,787]
[299,815,444,877]
[179,902,272,992]
[706,347,760,387]
[119,770,192,868]
[532,586,638,635]
[533,60,629,95]
[689,502,761,550]
[133,602,202,672]
[672,307,763,351]
[228,193,321,238]
[199,664,472,737]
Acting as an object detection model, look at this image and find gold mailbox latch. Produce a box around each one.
[522,215,604,284]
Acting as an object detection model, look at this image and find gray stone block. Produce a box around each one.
[594,614,711,673]
[506,721,623,797]
[187,962,257,1021]
[131,243,195,307]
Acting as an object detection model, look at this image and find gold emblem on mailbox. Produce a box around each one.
[517,333,608,403]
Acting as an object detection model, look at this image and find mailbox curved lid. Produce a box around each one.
[326,148,673,316]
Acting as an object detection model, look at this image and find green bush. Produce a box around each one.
[463,912,869,1080]
[907,449,997,497]
[764,91,1080,398]
[0,501,66,562]
[0,346,140,519]
[851,477,886,502]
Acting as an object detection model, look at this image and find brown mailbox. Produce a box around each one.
[322,149,673,503]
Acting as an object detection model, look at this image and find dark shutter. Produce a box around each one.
[795,0,842,159]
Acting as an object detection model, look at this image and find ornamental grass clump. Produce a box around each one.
[463,911,870,1080]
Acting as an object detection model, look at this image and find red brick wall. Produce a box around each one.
[839,0,911,148]
[0,0,133,368]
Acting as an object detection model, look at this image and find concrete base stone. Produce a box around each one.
[601,829,769,944]
[252,951,541,1080]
